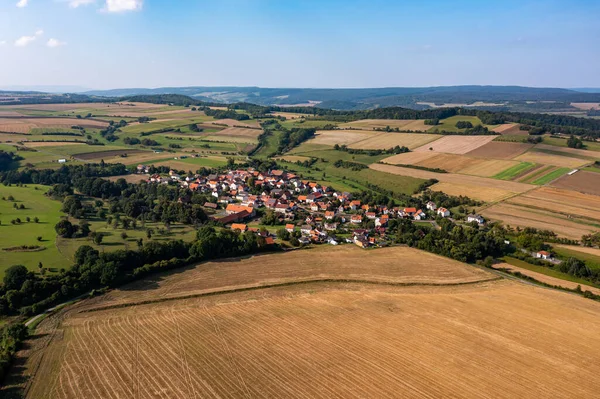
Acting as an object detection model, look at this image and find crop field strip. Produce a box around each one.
[26,278,600,399]
[310,130,379,146]
[348,132,441,150]
[514,151,590,169]
[465,141,533,159]
[507,187,600,222]
[369,163,533,202]
[338,119,430,131]
[413,135,497,154]
[493,162,536,180]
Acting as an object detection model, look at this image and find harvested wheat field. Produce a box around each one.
[270,112,305,120]
[19,247,600,399]
[492,123,530,136]
[552,170,600,195]
[93,246,492,307]
[481,203,596,239]
[413,153,483,172]
[514,151,589,168]
[571,102,600,110]
[493,262,600,295]
[507,186,600,222]
[210,127,262,141]
[0,117,108,133]
[466,141,533,159]
[414,135,496,154]
[276,155,313,163]
[380,151,439,165]
[349,132,441,150]
[310,129,377,146]
[339,119,429,131]
[210,119,261,128]
[429,182,516,202]
[370,163,532,202]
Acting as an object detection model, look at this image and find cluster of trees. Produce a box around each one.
[0,225,275,319]
[388,217,508,263]
[333,144,409,156]
[455,121,473,129]
[0,322,28,381]
[277,128,316,153]
[123,137,159,146]
[430,124,491,135]
[567,135,585,149]
[0,151,22,171]
[100,120,127,142]
[333,160,368,171]
[201,107,250,121]
[424,119,440,125]
[0,163,127,186]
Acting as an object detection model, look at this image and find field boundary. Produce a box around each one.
[81,275,503,313]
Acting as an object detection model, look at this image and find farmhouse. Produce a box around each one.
[467,214,485,224]
[536,250,553,260]
[231,223,248,232]
[426,201,437,211]
[437,207,450,217]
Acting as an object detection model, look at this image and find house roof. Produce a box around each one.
[231,223,247,231]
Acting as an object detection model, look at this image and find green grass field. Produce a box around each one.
[531,167,571,185]
[119,116,212,135]
[542,136,600,152]
[287,147,389,165]
[0,185,70,276]
[502,257,600,288]
[254,130,283,158]
[553,247,600,271]
[518,165,554,183]
[428,116,484,133]
[493,162,536,180]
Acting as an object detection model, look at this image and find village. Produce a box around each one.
[138,164,487,249]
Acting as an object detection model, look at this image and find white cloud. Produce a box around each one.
[104,0,142,12]
[67,0,96,8]
[0,41,6,46]
[14,29,43,47]
[47,38,66,47]
[16,0,28,8]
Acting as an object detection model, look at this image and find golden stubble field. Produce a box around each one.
[18,246,600,399]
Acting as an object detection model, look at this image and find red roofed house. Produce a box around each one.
[231,223,247,232]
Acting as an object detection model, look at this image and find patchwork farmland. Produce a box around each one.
[20,247,600,399]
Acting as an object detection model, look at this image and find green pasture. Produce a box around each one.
[493,162,536,180]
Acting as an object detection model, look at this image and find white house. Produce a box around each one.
[437,207,450,217]
[413,209,426,220]
[426,201,437,211]
[536,250,552,260]
[467,214,485,224]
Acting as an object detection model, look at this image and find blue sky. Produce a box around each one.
[0,0,599,89]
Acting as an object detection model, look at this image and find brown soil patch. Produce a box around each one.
[493,124,530,136]
[414,135,496,154]
[571,103,600,110]
[466,142,533,159]
[551,171,600,195]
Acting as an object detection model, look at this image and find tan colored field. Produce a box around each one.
[380,151,438,165]
[370,163,533,202]
[466,141,533,159]
[492,123,519,133]
[23,141,84,147]
[493,262,600,295]
[0,117,108,133]
[349,132,441,150]
[429,182,516,203]
[571,102,600,110]
[340,119,429,131]
[414,153,483,172]
[210,119,261,128]
[0,132,34,142]
[310,129,377,146]
[270,112,305,120]
[481,203,596,239]
[492,123,529,136]
[210,127,262,141]
[414,135,496,154]
[552,170,600,195]
[106,174,151,184]
[514,151,589,168]
[0,102,118,111]
[19,246,600,398]
[507,186,600,222]
[459,159,521,177]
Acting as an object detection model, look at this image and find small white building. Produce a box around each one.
[426,201,437,211]
[536,251,552,260]
[437,207,450,217]
[467,214,485,224]
[58,158,67,164]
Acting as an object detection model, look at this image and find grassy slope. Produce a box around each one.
[543,136,600,152]
[553,247,600,271]
[503,257,600,288]
[427,116,485,133]
[531,167,571,185]
[0,185,70,276]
